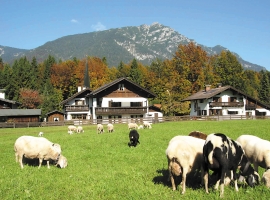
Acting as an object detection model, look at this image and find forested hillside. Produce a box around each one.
[0,42,269,119]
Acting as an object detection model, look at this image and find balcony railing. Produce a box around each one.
[95,107,148,115]
[245,104,256,110]
[65,105,89,112]
[209,102,244,107]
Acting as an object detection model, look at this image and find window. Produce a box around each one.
[75,100,85,105]
[118,84,125,90]
[131,102,141,107]
[131,115,143,118]
[199,99,204,103]
[228,110,238,115]
[71,114,87,119]
[111,102,121,107]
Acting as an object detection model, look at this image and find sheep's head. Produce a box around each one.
[262,169,270,188]
[170,158,181,176]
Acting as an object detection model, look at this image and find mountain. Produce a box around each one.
[0,23,266,71]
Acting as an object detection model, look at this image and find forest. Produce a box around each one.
[0,42,269,119]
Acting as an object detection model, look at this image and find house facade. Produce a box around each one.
[182,84,270,117]
[60,77,163,123]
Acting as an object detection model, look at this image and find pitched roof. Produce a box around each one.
[182,85,270,110]
[88,77,156,98]
[46,110,65,116]
[0,109,41,117]
[60,88,92,105]
[0,98,21,105]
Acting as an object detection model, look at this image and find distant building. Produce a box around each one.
[182,84,270,117]
[60,77,163,123]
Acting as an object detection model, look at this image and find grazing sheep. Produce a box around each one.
[76,126,84,133]
[38,132,44,137]
[128,129,140,147]
[107,123,114,133]
[188,131,207,140]
[143,121,152,129]
[236,135,270,172]
[166,135,205,194]
[138,125,144,129]
[128,122,138,130]
[68,125,77,134]
[97,124,104,134]
[55,155,68,169]
[203,133,259,197]
[262,169,270,188]
[14,136,62,169]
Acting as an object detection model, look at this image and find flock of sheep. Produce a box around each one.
[14,122,270,197]
[13,121,152,170]
[166,131,270,197]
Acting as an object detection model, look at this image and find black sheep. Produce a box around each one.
[128,129,140,147]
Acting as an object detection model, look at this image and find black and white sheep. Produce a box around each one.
[203,133,259,197]
[128,129,140,147]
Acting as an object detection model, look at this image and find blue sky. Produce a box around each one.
[1,0,270,70]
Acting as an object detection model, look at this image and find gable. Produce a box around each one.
[88,77,156,98]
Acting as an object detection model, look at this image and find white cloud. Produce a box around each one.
[71,19,78,23]
[91,22,106,31]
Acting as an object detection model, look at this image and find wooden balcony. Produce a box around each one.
[209,102,244,107]
[65,105,89,112]
[245,104,256,110]
[95,107,148,115]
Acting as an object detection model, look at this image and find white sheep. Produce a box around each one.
[38,132,44,137]
[97,124,104,134]
[68,130,73,135]
[76,126,84,133]
[68,125,77,134]
[143,121,152,129]
[166,135,205,194]
[128,122,138,130]
[236,134,270,173]
[107,123,114,133]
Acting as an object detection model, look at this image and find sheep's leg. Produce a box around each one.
[170,171,176,191]
[46,160,51,169]
[219,170,226,198]
[38,158,44,169]
[181,168,188,194]
[232,170,239,192]
[202,166,209,193]
[18,154,24,169]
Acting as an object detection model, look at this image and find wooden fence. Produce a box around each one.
[0,115,269,128]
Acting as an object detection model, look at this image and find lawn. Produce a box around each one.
[0,120,270,199]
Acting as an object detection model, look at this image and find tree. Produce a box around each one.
[213,51,246,91]
[259,70,270,104]
[19,88,42,109]
[129,59,142,84]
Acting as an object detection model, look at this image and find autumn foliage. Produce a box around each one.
[0,42,269,117]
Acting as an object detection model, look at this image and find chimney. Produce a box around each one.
[0,89,5,99]
[205,85,211,92]
[78,86,82,92]
[217,83,222,88]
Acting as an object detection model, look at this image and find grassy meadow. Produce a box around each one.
[1,120,270,199]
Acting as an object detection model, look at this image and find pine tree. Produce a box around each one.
[84,61,90,88]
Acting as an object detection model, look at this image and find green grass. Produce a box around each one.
[1,120,270,199]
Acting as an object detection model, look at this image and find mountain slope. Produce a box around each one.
[0,23,266,71]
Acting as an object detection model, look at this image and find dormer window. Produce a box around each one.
[119,84,125,91]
